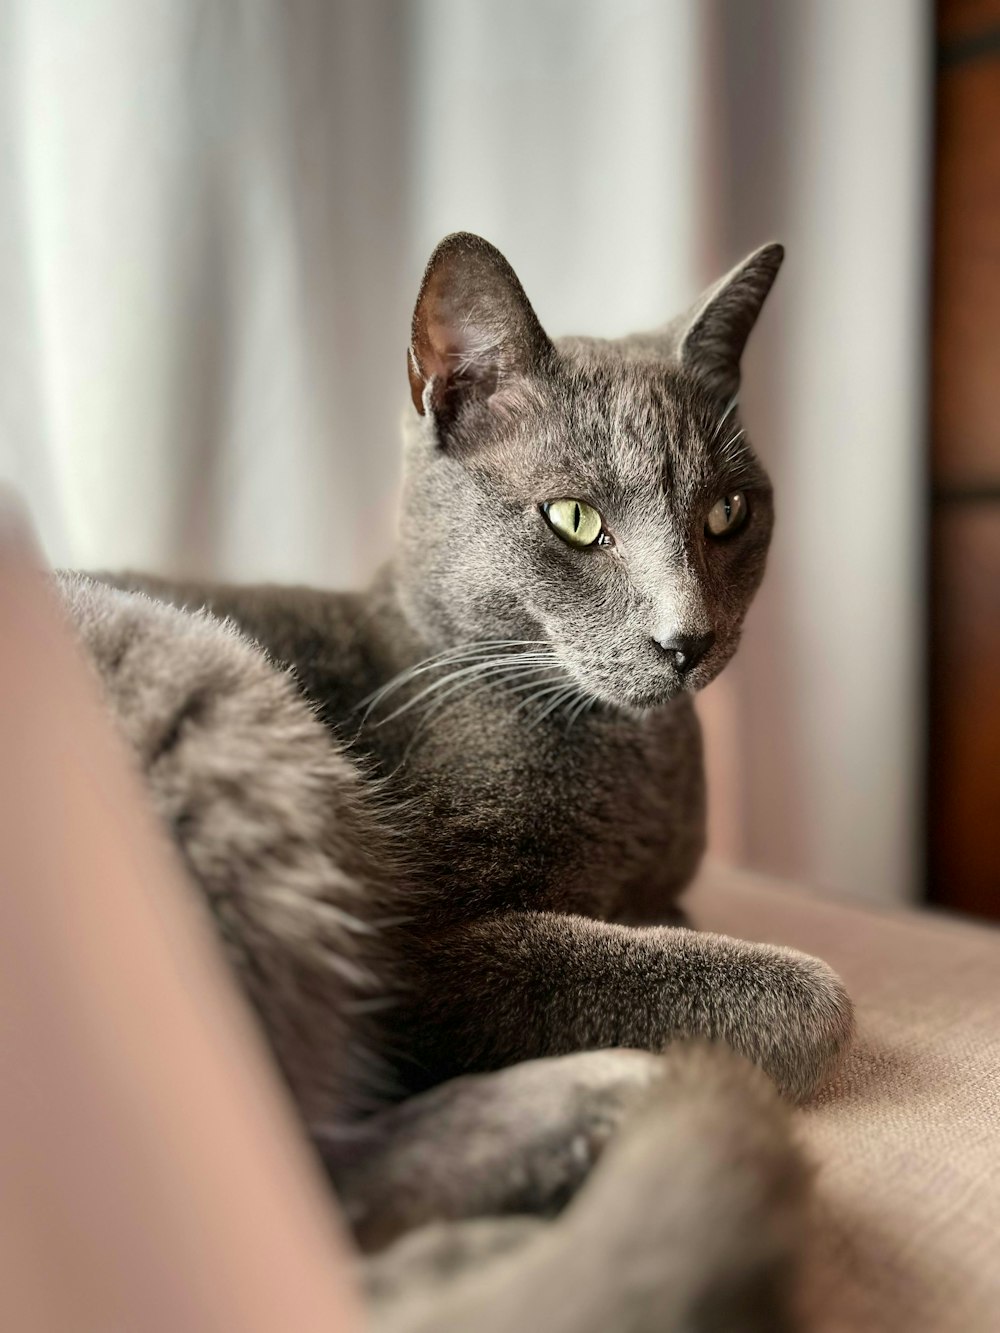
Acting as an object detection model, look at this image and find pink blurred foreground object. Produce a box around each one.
[0,492,365,1330]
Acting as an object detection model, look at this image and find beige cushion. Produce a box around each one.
[688,865,1000,1333]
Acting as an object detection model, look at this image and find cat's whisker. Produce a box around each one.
[359,641,550,720]
[566,693,596,728]
[358,643,521,714]
[399,666,564,760]
[410,664,569,733]
[372,654,559,729]
[359,640,548,707]
[558,692,583,725]
[412,662,561,726]
[419,667,572,737]
[408,666,563,740]
[721,427,746,459]
[713,391,740,441]
[364,639,541,695]
[517,679,580,728]
[508,669,569,697]
[527,684,582,731]
[514,679,571,716]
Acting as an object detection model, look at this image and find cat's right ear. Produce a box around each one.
[674,243,785,403]
[408,233,553,430]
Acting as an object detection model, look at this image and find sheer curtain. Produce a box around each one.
[0,0,928,905]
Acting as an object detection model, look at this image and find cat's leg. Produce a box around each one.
[366,1044,808,1333]
[401,910,853,1102]
[323,1048,664,1249]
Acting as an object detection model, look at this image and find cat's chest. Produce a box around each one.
[374,695,706,922]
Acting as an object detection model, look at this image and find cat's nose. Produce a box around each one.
[654,631,716,674]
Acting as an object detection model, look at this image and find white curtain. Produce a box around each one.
[0,0,928,905]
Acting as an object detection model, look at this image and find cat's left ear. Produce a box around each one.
[408,232,553,426]
[676,243,784,402]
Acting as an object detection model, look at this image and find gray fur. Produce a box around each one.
[368,1044,809,1333]
[58,571,398,1121]
[69,233,855,1328]
[334,1048,666,1249]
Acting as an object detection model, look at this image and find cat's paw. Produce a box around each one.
[742,944,854,1101]
[693,936,855,1102]
[331,1048,664,1249]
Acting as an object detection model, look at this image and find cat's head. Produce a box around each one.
[395,233,781,712]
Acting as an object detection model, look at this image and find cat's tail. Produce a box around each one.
[367,1042,810,1333]
[55,571,398,1123]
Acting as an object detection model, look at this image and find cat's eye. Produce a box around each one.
[706,492,748,538]
[542,499,610,548]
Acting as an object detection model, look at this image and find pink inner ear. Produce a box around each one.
[408,234,552,417]
[426,314,462,373]
[430,304,501,375]
[407,348,428,415]
[409,304,500,416]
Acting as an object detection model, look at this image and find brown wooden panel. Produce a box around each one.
[933,58,1000,487]
[939,0,1000,43]
[928,506,1000,917]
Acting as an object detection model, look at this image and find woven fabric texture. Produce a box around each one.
[691,865,1000,1333]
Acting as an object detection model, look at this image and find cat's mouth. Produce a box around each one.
[535,617,732,714]
[559,652,726,713]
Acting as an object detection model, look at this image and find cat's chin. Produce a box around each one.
[633,692,685,713]
[559,669,686,714]
[604,683,686,713]
[610,669,722,712]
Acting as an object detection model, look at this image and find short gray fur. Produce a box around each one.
[66,233,853,1331]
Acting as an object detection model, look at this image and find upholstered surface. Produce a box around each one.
[689,865,1000,1333]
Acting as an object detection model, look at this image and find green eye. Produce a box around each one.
[706,491,748,538]
[543,498,606,548]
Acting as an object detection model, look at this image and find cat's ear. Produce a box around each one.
[676,243,784,402]
[408,233,553,425]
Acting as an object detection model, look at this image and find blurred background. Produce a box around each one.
[0,1,995,918]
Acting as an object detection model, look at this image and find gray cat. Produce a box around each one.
[62,232,853,1331]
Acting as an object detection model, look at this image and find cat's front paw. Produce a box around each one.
[695,937,855,1102]
[744,945,854,1101]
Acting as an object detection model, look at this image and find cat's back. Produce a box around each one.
[92,569,384,728]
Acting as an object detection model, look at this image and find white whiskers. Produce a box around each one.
[712,391,740,441]
[358,640,549,719]
[566,692,598,728]
[358,637,596,738]
[531,684,585,730]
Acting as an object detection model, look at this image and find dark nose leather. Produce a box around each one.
[655,631,716,674]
